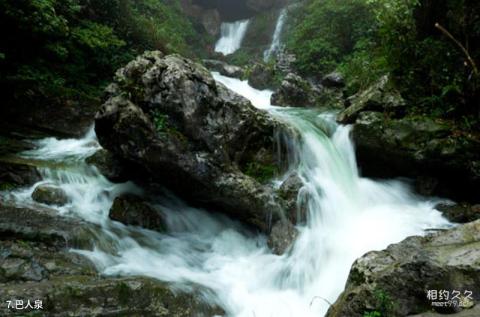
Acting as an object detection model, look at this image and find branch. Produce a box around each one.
[310,296,333,308]
[435,22,478,76]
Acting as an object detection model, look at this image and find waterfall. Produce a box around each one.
[214,19,250,55]
[264,9,287,62]
[4,74,451,317]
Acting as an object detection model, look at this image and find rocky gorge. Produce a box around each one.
[1,0,480,316]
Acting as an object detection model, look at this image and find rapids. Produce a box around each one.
[3,72,451,317]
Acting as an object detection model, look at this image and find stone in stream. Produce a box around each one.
[271,72,345,108]
[32,184,69,206]
[247,62,276,90]
[0,204,224,316]
[267,220,299,255]
[278,172,307,224]
[203,59,245,78]
[327,220,480,317]
[109,194,166,231]
[435,202,480,223]
[95,51,293,235]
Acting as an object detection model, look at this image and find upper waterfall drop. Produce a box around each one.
[264,8,287,61]
[214,19,250,55]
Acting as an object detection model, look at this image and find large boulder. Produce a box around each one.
[337,75,406,124]
[95,51,288,232]
[109,194,166,231]
[327,220,480,317]
[352,117,480,201]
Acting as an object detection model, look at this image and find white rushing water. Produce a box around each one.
[5,73,452,317]
[214,19,250,55]
[264,9,287,62]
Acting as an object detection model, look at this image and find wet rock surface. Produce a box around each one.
[31,184,69,206]
[278,172,306,224]
[204,59,245,78]
[352,116,480,201]
[0,204,224,316]
[248,63,276,90]
[327,220,480,317]
[95,51,290,232]
[86,149,127,182]
[271,72,345,108]
[267,220,299,255]
[109,194,166,231]
[435,202,480,223]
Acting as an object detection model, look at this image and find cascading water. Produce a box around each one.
[214,19,250,55]
[4,72,451,317]
[264,9,287,62]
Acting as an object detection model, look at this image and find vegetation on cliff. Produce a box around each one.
[0,0,204,110]
[286,0,479,125]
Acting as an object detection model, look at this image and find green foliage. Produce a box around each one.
[244,162,277,183]
[151,110,169,133]
[286,0,377,75]
[288,0,480,120]
[363,289,395,317]
[0,0,205,110]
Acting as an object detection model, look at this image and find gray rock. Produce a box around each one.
[337,75,406,124]
[271,73,314,107]
[0,204,223,317]
[271,73,345,108]
[435,202,480,223]
[32,184,69,206]
[322,72,345,88]
[278,172,306,224]
[267,220,299,255]
[327,220,480,317]
[0,205,97,249]
[95,51,288,232]
[86,149,126,182]
[203,59,245,78]
[352,116,480,201]
[109,194,166,231]
[248,63,275,90]
[0,160,40,190]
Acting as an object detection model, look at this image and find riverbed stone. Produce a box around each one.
[435,202,480,223]
[86,149,127,182]
[0,203,224,317]
[32,184,69,206]
[267,220,299,255]
[204,59,245,78]
[109,194,166,231]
